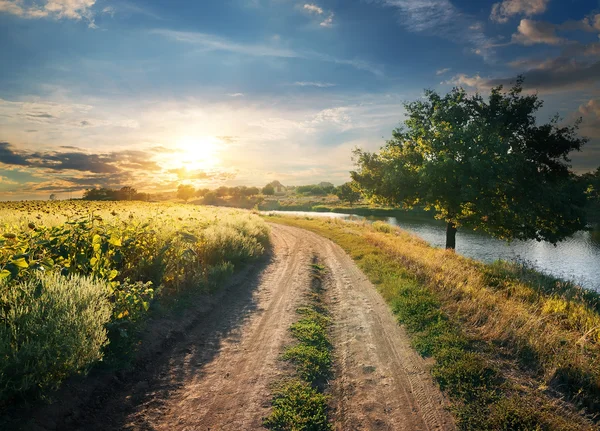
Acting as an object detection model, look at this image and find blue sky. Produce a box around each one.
[1,0,599,198]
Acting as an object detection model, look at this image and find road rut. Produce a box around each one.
[53,223,454,430]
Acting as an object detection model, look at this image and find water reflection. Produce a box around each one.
[264,211,600,292]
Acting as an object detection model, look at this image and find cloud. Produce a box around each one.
[320,13,334,28]
[292,81,336,87]
[370,0,495,60]
[152,29,299,58]
[302,3,334,28]
[0,142,163,174]
[436,67,451,75]
[578,99,600,138]
[227,93,245,97]
[303,4,323,15]
[154,29,383,76]
[490,0,549,23]
[448,58,600,93]
[559,14,600,33]
[511,19,567,45]
[0,0,98,26]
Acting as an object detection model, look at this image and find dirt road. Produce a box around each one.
[42,224,454,430]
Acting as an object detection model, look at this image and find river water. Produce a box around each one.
[264,210,600,292]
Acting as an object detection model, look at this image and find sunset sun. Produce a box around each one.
[170,136,222,171]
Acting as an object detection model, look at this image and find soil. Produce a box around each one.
[6,223,454,431]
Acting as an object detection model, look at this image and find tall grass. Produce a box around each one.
[0,273,112,401]
[0,201,270,403]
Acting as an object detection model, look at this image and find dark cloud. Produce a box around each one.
[80,120,91,127]
[0,142,30,166]
[25,112,55,119]
[0,142,160,174]
[489,60,600,92]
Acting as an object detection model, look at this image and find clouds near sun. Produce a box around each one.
[1,0,600,197]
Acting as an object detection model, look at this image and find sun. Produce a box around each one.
[169,136,222,171]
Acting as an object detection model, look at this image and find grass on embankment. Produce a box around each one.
[264,260,333,431]
[266,215,600,430]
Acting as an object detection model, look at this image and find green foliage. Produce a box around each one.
[352,78,588,246]
[263,184,276,195]
[266,262,332,430]
[0,201,270,402]
[263,379,331,431]
[283,345,331,384]
[289,319,331,352]
[296,185,331,196]
[0,272,112,402]
[333,182,361,205]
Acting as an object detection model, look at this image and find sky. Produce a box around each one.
[1,0,600,199]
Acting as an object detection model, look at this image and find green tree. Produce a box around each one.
[335,182,362,206]
[352,79,588,249]
[262,184,275,196]
[177,184,196,202]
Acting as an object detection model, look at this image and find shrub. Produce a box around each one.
[0,272,112,402]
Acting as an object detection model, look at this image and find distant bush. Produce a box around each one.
[372,221,395,234]
[0,272,112,402]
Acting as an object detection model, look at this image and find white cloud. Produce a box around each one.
[511,19,565,45]
[0,0,97,26]
[154,29,383,76]
[292,81,336,87]
[320,13,334,27]
[227,93,245,97]
[436,67,451,75]
[303,4,323,15]
[302,3,334,28]
[444,73,488,89]
[152,29,299,58]
[490,0,549,23]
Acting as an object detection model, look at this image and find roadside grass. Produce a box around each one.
[267,215,598,430]
[265,260,333,431]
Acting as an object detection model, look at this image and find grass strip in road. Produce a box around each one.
[264,260,333,431]
[267,216,598,431]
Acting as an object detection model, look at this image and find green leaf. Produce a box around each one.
[10,257,28,269]
[109,236,122,247]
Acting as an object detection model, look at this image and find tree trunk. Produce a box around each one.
[446,221,457,250]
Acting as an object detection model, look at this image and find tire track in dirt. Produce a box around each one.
[39,223,453,431]
[273,224,455,431]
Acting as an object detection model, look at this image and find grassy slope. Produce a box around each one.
[266,215,600,430]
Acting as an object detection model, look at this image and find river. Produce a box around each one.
[264,210,600,292]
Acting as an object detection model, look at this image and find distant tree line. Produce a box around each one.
[580,167,600,223]
[83,186,151,201]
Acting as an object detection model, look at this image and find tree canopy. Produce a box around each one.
[335,182,362,206]
[177,184,196,202]
[352,78,588,249]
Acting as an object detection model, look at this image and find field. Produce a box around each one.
[0,201,269,404]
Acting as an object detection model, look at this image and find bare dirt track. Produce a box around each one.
[17,223,454,431]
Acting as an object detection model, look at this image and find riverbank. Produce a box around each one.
[266,214,600,430]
